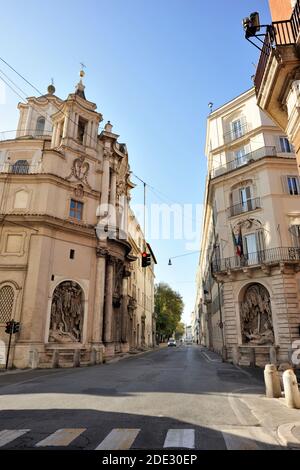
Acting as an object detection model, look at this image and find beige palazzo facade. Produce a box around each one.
[247,0,300,176]
[0,75,156,369]
[195,88,300,367]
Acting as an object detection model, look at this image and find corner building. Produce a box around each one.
[0,76,155,368]
[196,88,300,367]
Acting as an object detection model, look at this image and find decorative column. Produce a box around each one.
[109,167,117,229]
[25,106,33,135]
[92,248,107,345]
[121,269,131,352]
[68,112,76,139]
[104,256,114,349]
[85,121,92,147]
[57,121,63,146]
[99,150,110,217]
[62,111,70,139]
[51,123,58,148]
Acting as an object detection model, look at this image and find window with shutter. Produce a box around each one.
[290,225,300,247]
[287,176,300,195]
[0,286,14,323]
[282,176,300,195]
[279,137,292,153]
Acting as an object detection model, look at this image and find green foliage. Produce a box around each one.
[175,322,185,340]
[155,283,184,339]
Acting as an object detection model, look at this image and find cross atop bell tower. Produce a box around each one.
[50,65,103,154]
[75,64,87,100]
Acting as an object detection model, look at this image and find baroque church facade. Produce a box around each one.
[0,73,156,368]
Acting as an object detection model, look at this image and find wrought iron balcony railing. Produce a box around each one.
[0,163,40,174]
[212,246,300,273]
[254,0,300,92]
[227,197,261,218]
[223,122,248,145]
[0,130,53,142]
[211,146,277,179]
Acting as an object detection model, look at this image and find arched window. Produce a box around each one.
[0,285,14,323]
[11,160,29,174]
[35,116,45,136]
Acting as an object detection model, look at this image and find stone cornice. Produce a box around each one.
[0,213,97,237]
[0,172,101,199]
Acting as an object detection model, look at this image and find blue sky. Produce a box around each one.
[0,0,271,324]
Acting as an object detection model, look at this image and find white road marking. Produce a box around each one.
[35,428,86,447]
[0,430,30,447]
[200,351,222,363]
[95,429,140,450]
[164,429,195,449]
[222,426,279,450]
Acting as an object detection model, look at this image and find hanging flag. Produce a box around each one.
[232,226,244,257]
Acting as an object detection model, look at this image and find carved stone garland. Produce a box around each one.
[240,284,274,345]
[49,281,84,344]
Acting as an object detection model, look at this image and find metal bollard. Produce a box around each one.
[264,364,282,398]
[52,350,59,369]
[73,350,81,368]
[283,369,300,409]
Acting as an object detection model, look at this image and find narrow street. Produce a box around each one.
[0,345,283,450]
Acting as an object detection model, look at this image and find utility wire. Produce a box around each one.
[0,57,103,149]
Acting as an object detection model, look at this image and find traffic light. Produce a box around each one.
[5,321,13,334]
[142,252,151,268]
[5,321,20,335]
[13,322,20,334]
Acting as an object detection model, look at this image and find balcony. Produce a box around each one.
[253,1,300,129]
[0,163,40,174]
[212,247,300,274]
[227,197,261,218]
[0,130,52,142]
[211,146,277,179]
[223,122,248,145]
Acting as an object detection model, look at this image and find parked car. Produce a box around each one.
[168,339,177,347]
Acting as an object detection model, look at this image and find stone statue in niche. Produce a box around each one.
[49,281,84,343]
[240,284,274,345]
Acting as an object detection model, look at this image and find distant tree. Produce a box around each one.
[175,322,185,340]
[155,283,184,342]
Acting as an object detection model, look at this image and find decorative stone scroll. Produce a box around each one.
[66,155,91,188]
[49,281,84,343]
[240,284,274,345]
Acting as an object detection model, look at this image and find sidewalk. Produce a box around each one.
[198,345,300,448]
[230,362,300,449]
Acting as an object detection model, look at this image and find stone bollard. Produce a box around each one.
[264,364,282,398]
[73,350,81,368]
[249,348,256,367]
[269,346,277,366]
[222,346,227,362]
[52,350,59,369]
[29,349,39,369]
[232,346,240,365]
[90,348,97,366]
[283,369,300,409]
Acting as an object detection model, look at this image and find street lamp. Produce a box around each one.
[168,250,201,266]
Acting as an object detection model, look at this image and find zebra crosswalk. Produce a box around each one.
[0,427,280,450]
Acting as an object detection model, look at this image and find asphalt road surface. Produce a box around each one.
[0,345,282,450]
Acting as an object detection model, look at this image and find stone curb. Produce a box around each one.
[277,423,300,448]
